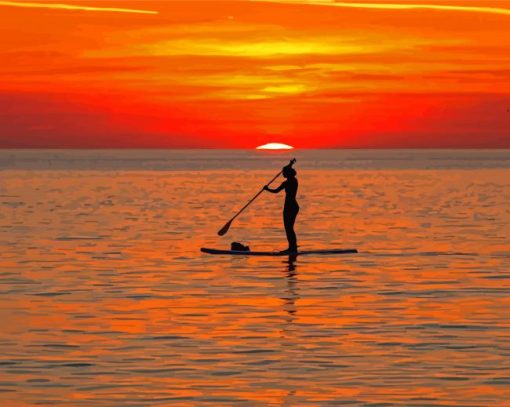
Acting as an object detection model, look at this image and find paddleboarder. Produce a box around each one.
[207,158,356,256]
[264,161,299,254]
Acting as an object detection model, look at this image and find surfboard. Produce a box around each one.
[201,248,358,256]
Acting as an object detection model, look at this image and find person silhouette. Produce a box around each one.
[264,162,299,254]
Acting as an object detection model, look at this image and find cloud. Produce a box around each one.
[251,0,510,17]
[0,1,158,14]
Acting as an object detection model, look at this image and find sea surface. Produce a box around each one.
[1,149,509,406]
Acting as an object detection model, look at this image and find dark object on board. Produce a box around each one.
[231,242,250,252]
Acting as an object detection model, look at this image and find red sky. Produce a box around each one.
[0,0,509,148]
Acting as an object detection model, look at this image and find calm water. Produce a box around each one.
[1,150,509,406]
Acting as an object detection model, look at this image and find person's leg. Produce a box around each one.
[289,207,298,250]
[284,208,298,251]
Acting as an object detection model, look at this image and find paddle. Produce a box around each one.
[217,158,296,236]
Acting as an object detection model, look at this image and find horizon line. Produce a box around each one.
[1,147,509,150]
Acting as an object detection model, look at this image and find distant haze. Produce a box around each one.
[1,149,509,171]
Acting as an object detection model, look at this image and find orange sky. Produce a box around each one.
[0,0,509,148]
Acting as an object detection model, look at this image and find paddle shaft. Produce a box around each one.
[217,158,296,236]
[226,170,282,224]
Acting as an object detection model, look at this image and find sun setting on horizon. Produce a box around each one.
[256,143,294,150]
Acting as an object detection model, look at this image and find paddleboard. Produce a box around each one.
[201,248,358,256]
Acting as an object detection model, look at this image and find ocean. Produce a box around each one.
[1,149,509,405]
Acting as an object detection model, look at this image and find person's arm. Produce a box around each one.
[264,182,286,193]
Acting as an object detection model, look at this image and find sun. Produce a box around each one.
[256,142,294,150]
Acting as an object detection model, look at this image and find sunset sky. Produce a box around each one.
[1,0,509,148]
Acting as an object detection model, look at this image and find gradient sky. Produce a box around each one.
[1,0,509,148]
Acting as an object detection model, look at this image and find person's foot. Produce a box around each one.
[279,247,298,254]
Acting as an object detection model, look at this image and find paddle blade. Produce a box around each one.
[217,220,232,236]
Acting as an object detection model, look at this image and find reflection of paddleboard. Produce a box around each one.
[201,248,358,256]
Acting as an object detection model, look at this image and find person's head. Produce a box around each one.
[282,166,297,179]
